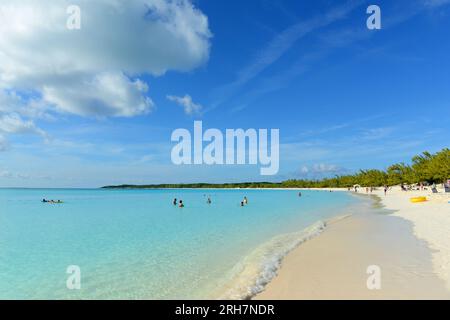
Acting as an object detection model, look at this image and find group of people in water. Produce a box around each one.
[42,199,63,204]
[172,195,249,208]
[240,196,248,207]
[173,198,184,208]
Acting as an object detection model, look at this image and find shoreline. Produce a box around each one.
[254,187,450,299]
[215,212,356,300]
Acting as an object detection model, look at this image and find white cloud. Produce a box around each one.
[167,94,202,115]
[311,163,341,174]
[297,163,346,178]
[300,166,309,174]
[0,91,48,149]
[0,113,46,137]
[43,72,154,117]
[0,170,13,178]
[0,90,53,121]
[0,0,211,117]
[0,169,32,179]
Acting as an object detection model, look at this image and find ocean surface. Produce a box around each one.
[0,188,363,299]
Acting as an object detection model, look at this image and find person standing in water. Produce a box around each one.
[173,198,177,206]
[179,200,184,208]
[243,196,248,205]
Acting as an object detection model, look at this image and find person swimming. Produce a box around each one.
[240,201,244,207]
[173,198,177,205]
[243,196,248,205]
[207,196,212,204]
[179,200,184,208]
[298,192,302,197]
[43,199,63,203]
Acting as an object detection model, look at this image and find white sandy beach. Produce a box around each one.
[255,186,450,299]
[379,186,450,291]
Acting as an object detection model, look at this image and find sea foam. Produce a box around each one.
[217,220,329,300]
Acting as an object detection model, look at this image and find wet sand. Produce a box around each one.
[255,196,450,299]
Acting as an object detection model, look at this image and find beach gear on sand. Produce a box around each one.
[410,197,427,203]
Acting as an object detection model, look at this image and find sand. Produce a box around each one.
[377,186,450,291]
[255,186,450,299]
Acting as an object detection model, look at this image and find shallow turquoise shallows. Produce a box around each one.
[0,188,361,299]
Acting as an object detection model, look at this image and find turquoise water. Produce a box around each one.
[0,188,360,299]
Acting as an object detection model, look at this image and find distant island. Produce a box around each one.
[103,148,449,189]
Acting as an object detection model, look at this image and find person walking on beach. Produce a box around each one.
[384,185,388,196]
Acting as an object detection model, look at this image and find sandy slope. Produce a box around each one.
[374,186,450,290]
[255,187,450,299]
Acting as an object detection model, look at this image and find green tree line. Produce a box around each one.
[103,148,449,189]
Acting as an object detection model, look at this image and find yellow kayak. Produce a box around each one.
[410,197,427,203]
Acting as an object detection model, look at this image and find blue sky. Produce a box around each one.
[0,0,449,187]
